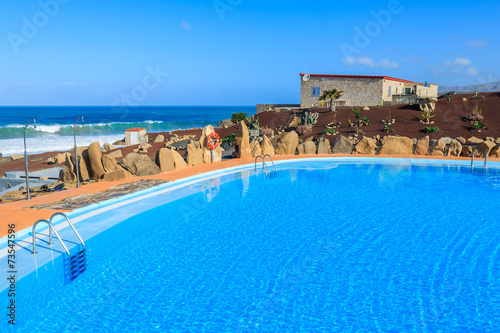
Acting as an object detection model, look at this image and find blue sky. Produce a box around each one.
[0,0,498,106]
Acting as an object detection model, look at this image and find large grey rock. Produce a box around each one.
[103,143,115,151]
[476,140,496,157]
[235,122,252,158]
[354,137,377,155]
[102,155,120,172]
[489,144,500,158]
[418,97,438,112]
[276,131,299,155]
[88,142,106,180]
[153,135,165,143]
[331,135,353,154]
[430,140,446,156]
[447,139,462,157]
[186,142,204,166]
[76,147,91,181]
[297,141,316,155]
[261,135,275,155]
[378,136,413,155]
[317,138,331,154]
[439,137,453,145]
[119,153,160,176]
[414,136,429,155]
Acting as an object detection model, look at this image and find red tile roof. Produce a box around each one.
[125,128,146,131]
[300,73,415,84]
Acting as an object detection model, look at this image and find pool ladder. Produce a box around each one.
[255,154,277,175]
[471,151,488,170]
[32,213,87,281]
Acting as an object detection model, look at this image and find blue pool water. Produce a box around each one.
[2,160,500,332]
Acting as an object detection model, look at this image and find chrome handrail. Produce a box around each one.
[32,213,85,256]
[484,151,488,170]
[50,213,86,251]
[263,154,277,174]
[32,220,70,255]
[471,151,475,168]
[254,155,269,173]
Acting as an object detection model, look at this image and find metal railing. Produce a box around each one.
[471,151,488,170]
[32,213,85,255]
[254,154,277,175]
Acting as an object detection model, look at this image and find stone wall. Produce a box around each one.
[256,104,301,114]
[301,77,384,107]
[302,76,439,108]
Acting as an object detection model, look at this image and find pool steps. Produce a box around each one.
[470,151,489,170]
[254,154,277,175]
[32,213,86,257]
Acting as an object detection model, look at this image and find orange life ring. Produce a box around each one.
[207,132,220,150]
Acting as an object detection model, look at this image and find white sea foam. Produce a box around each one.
[0,135,124,156]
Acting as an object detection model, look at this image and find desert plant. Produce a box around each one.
[231,112,247,124]
[248,115,261,130]
[301,110,319,126]
[421,110,436,123]
[470,121,487,130]
[377,103,382,109]
[222,133,236,143]
[465,106,484,122]
[361,117,371,126]
[319,89,343,112]
[323,128,337,134]
[352,108,363,123]
[472,90,484,99]
[424,126,439,133]
[384,123,394,133]
[296,125,312,136]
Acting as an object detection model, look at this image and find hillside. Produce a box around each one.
[439,81,500,93]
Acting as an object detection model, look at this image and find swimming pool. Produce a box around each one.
[2,158,500,332]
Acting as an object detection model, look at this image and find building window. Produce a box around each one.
[312,87,320,97]
[388,86,392,97]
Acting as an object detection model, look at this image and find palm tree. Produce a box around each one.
[319,89,343,112]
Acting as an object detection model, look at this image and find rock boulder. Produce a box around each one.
[317,138,331,154]
[297,141,316,155]
[414,136,430,155]
[447,140,462,157]
[235,122,252,158]
[378,136,413,155]
[354,137,377,155]
[331,135,353,154]
[276,131,299,155]
[119,153,160,176]
[261,135,275,155]
[88,142,106,180]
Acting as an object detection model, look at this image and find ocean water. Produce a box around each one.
[0,106,253,156]
[2,160,500,332]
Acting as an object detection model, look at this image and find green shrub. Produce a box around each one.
[424,126,439,133]
[221,133,236,143]
[470,121,487,130]
[231,112,247,124]
[323,128,336,134]
[361,117,371,126]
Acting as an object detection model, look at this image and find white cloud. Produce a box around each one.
[341,56,399,69]
[445,58,471,66]
[180,21,192,31]
[466,40,488,47]
[466,67,479,76]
